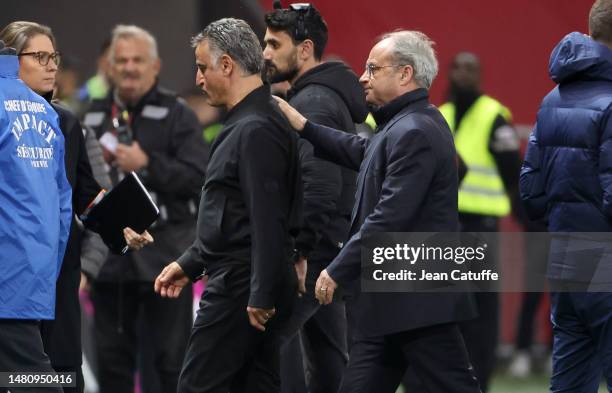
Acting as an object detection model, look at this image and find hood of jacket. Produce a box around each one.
[549,32,612,84]
[288,61,368,123]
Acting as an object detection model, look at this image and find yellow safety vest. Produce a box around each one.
[439,95,512,217]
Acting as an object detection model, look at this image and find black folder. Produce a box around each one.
[81,172,159,254]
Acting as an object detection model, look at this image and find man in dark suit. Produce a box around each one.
[275,30,481,393]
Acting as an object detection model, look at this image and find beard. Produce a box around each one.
[264,55,299,84]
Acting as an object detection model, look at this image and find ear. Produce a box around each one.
[399,64,414,86]
[219,54,234,76]
[299,39,314,61]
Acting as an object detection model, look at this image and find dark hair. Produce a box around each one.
[589,0,612,47]
[0,21,56,54]
[264,6,328,60]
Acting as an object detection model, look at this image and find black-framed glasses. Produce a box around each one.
[18,51,61,67]
[365,63,406,78]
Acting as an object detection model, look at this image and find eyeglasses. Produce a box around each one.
[365,63,405,79]
[18,51,61,67]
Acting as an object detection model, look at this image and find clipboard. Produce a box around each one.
[81,172,159,254]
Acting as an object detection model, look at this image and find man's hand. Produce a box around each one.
[295,256,307,296]
[123,227,153,251]
[115,141,149,172]
[247,306,276,332]
[154,262,190,298]
[314,269,338,305]
[272,96,307,132]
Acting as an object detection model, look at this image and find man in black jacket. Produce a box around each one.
[154,18,301,393]
[263,4,368,393]
[82,24,207,393]
[275,30,481,393]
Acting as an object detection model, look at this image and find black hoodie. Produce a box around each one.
[286,61,368,281]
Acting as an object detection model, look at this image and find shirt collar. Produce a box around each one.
[224,84,270,125]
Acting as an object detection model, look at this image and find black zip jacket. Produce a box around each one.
[177,84,302,309]
[286,61,368,270]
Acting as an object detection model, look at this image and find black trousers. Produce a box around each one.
[279,262,348,393]
[459,292,498,393]
[457,216,500,393]
[40,258,84,393]
[550,292,612,393]
[341,323,481,393]
[91,281,193,393]
[515,231,550,350]
[178,264,296,393]
[0,319,63,393]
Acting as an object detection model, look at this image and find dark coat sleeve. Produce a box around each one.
[239,126,294,309]
[326,129,436,285]
[292,90,344,258]
[80,126,111,279]
[488,115,524,222]
[301,120,369,171]
[599,110,612,218]
[73,121,103,215]
[57,105,102,215]
[177,237,206,281]
[80,231,109,279]
[294,139,341,257]
[520,123,548,221]
[457,153,468,184]
[143,102,207,197]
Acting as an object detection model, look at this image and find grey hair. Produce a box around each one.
[191,18,263,76]
[381,30,438,89]
[109,24,158,64]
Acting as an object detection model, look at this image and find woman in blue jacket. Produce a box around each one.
[0,22,153,393]
[0,39,72,390]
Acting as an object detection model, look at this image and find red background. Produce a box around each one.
[259,0,594,125]
[258,0,595,344]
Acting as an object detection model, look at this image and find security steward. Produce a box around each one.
[82,24,207,393]
[438,52,523,393]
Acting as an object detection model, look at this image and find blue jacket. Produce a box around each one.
[521,33,612,231]
[521,33,612,284]
[0,55,72,319]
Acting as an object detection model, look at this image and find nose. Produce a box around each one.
[359,70,369,85]
[123,59,136,72]
[195,68,204,87]
[262,47,272,61]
